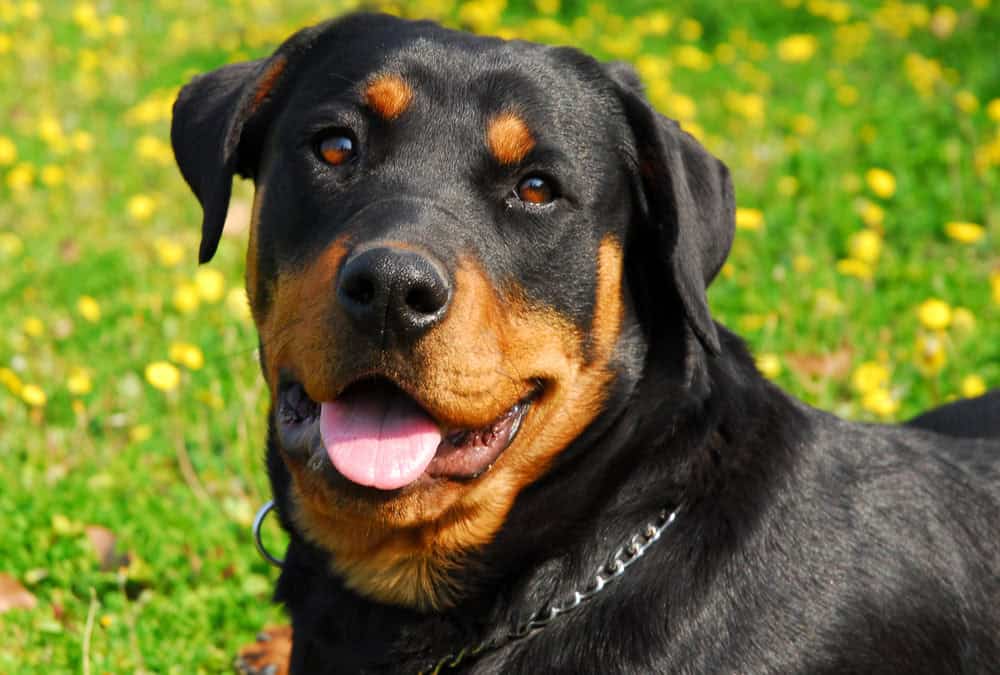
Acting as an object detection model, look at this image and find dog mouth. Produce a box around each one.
[277,377,537,491]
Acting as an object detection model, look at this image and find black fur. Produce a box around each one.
[171,14,1000,674]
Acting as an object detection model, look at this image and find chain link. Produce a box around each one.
[418,505,681,675]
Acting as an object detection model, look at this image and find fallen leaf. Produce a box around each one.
[786,346,854,380]
[0,573,37,613]
[85,525,130,571]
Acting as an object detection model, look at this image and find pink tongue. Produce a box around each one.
[319,392,442,491]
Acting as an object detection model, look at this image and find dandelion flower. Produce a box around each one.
[21,384,47,407]
[0,136,16,165]
[154,238,185,267]
[951,307,975,333]
[145,361,181,392]
[777,34,818,62]
[169,342,205,371]
[735,207,764,231]
[861,388,898,417]
[0,232,23,257]
[992,270,1000,305]
[756,353,782,379]
[986,99,1000,123]
[195,268,225,303]
[917,298,951,331]
[961,375,987,398]
[128,194,157,221]
[67,368,93,395]
[836,258,873,280]
[77,295,101,323]
[944,221,984,244]
[22,317,44,337]
[173,283,200,314]
[915,333,947,375]
[848,230,882,264]
[865,168,896,199]
[852,362,889,394]
[226,287,253,321]
[129,425,153,443]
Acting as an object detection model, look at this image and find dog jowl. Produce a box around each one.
[172,12,1000,675]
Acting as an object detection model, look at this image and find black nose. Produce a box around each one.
[337,246,451,340]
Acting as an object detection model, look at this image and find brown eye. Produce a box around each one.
[515,175,554,205]
[318,133,355,166]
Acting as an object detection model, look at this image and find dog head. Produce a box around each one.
[172,13,733,610]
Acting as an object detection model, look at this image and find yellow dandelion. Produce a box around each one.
[21,2,42,20]
[169,342,205,371]
[72,131,95,153]
[76,295,101,323]
[951,307,976,333]
[136,135,172,165]
[917,298,952,331]
[154,238,185,267]
[992,270,1000,305]
[777,34,818,63]
[858,200,885,229]
[0,367,24,395]
[852,362,890,394]
[21,384,47,407]
[961,375,987,399]
[944,221,984,244]
[129,424,153,443]
[865,168,896,199]
[6,162,35,192]
[106,14,128,36]
[777,175,799,197]
[673,45,712,71]
[226,287,253,321]
[836,258,873,280]
[0,232,24,258]
[755,353,782,379]
[195,268,226,303]
[0,136,16,165]
[128,194,157,221]
[848,230,882,264]
[735,207,764,231]
[836,84,859,106]
[145,361,181,392]
[954,90,979,114]
[67,368,93,395]
[37,113,64,145]
[172,283,200,314]
[987,98,1000,123]
[915,333,947,375]
[679,18,702,41]
[793,254,813,273]
[22,316,44,337]
[929,5,958,38]
[861,388,899,417]
[40,165,65,187]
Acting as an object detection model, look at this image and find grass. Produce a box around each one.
[1,0,997,672]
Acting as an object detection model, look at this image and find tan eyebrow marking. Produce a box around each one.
[364,73,413,120]
[486,112,535,165]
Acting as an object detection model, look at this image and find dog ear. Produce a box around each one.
[171,55,288,263]
[607,64,735,356]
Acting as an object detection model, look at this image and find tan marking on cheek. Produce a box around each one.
[487,112,535,165]
[251,56,287,110]
[245,185,264,316]
[364,74,413,120]
[257,239,350,396]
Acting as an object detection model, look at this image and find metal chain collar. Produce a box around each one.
[417,505,681,674]
[252,500,681,675]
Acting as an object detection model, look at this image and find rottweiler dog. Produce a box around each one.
[171,13,1000,674]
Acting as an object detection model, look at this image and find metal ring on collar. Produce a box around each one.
[252,500,285,567]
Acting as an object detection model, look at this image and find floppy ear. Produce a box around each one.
[171,55,289,263]
[607,64,735,356]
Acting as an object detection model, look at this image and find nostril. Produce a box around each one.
[405,283,447,315]
[342,274,376,306]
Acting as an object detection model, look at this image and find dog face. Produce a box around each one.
[172,13,734,610]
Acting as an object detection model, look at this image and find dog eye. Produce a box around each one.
[515,175,555,205]
[317,133,356,166]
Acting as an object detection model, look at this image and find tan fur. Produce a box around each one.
[364,73,413,120]
[258,231,624,609]
[251,57,287,110]
[486,112,535,165]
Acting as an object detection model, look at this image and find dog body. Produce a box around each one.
[172,14,1000,674]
